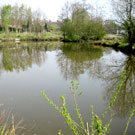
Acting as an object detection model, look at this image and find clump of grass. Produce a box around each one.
[0,111,15,135]
[41,70,135,135]
[0,110,22,135]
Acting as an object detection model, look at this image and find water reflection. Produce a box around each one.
[57,43,135,118]
[0,42,135,134]
[0,42,61,73]
[98,51,135,118]
[57,43,103,80]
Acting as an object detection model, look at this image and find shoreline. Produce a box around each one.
[0,35,135,54]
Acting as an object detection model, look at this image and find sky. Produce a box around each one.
[0,0,111,21]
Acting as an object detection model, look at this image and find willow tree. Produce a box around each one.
[112,0,135,49]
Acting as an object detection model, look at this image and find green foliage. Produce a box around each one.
[60,18,76,41]
[45,23,48,31]
[87,19,106,40]
[69,81,85,130]
[41,81,112,135]
[61,17,106,41]
[1,5,12,32]
[58,130,62,135]
[59,1,105,42]
[90,105,95,135]
[41,91,79,135]
[41,70,135,135]
[48,24,56,31]
[26,7,32,31]
[0,32,62,41]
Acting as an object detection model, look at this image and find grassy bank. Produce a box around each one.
[94,34,135,53]
[0,32,134,54]
[0,32,63,42]
[94,34,125,47]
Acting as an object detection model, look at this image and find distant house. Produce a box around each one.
[0,19,60,32]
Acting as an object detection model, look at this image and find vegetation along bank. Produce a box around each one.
[0,0,135,53]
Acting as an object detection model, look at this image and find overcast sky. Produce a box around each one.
[0,0,111,21]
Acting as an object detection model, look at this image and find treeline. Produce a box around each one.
[0,1,128,43]
[59,1,106,41]
[0,4,51,33]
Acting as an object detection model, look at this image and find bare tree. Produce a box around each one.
[59,1,71,20]
[112,0,135,48]
[32,9,42,35]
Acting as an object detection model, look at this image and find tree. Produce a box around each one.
[112,0,135,49]
[48,24,56,31]
[59,1,105,41]
[104,20,118,34]
[44,23,48,31]
[26,7,32,32]
[32,9,42,34]
[11,4,19,33]
[1,5,12,32]
[18,4,26,33]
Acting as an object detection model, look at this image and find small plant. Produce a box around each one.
[41,70,135,135]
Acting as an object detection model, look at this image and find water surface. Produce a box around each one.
[0,42,134,135]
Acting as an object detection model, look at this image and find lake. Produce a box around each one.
[0,42,134,135]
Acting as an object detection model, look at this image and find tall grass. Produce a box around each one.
[0,110,22,135]
[0,111,15,135]
[41,70,135,135]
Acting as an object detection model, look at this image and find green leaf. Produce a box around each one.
[79,91,83,96]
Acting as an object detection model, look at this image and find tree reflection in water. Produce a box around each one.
[57,43,103,80]
[0,42,134,119]
[98,51,135,118]
[0,42,61,73]
[57,44,135,118]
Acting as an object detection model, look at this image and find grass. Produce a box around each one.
[0,111,15,135]
[0,31,62,41]
[0,109,22,135]
[94,34,130,49]
[41,70,135,135]
[0,32,133,52]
